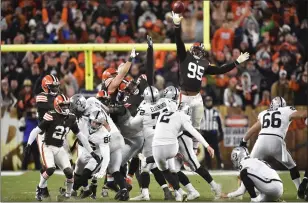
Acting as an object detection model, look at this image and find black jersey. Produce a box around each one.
[174,26,239,93]
[38,111,79,147]
[36,92,57,122]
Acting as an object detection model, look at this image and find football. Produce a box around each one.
[173,1,185,14]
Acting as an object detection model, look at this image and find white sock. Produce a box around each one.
[292,177,301,190]
[83,185,89,191]
[209,180,217,188]
[39,172,49,188]
[178,188,186,195]
[141,188,149,196]
[185,183,196,193]
[65,178,74,197]
[161,184,168,189]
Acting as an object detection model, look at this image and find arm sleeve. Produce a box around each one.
[75,132,93,153]
[27,126,42,145]
[227,182,246,198]
[174,26,187,62]
[97,143,110,174]
[183,120,209,148]
[204,62,239,75]
[146,45,154,86]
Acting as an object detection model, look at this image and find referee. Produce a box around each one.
[200,96,224,169]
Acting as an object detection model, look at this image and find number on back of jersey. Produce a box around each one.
[262,111,282,128]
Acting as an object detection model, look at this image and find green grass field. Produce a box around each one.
[1,171,305,202]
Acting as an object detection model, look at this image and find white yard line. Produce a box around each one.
[1,171,25,176]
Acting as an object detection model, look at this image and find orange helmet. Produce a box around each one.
[102,67,117,81]
[54,94,70,115]
[42,74,60,95]
[96,90,111,104]
[119,76,139,95]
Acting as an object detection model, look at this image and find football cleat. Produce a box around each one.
[90,184,97,199]
[79,189,92,199]
[101,188,108,197]
[211,183,222,200]
[187,190,200,200]
[163,187,175,200]
[298,179,308,199]
[115,188,129,201]
[41,187,50,198]
[56,194,70,202]
[103,181,120,192]
[35,186,43,202]
[175,191,187,202]
[130,193,150,201]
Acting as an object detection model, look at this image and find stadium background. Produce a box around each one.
[1,0,307,171]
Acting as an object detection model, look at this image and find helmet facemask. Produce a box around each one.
[49,83,60,95]
[57,101,70,115]
[89,119,104,132]
[190,43,206,60]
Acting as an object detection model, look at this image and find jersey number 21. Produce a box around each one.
[187,62,204,80]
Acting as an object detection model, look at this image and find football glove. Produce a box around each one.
[239,139,247,148]
[91,152,101,163]
[236,52,250,64]
[129,47,139,59]
[171,11,183,25]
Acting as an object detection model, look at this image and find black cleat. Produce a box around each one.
[35,186,43,202]
[163,188,175,200]
[90,184,97,199]
[79,189,92,199]
[41,187,50,199]
[56,194,69,202]
[298,180,308,199]
[59,187,66,196]
[104,181,119,192]
[115,189,129,201]
[305,186,308,201]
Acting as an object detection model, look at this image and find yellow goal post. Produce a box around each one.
[1,2,210,90]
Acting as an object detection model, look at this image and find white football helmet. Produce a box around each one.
[70,94,87,115]
[163,86,179,101]
[270,96,286,110]
[88,110,107,132]
[231,147,250,169]
[142,86,160,103]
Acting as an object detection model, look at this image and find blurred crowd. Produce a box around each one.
[1,0,308,121]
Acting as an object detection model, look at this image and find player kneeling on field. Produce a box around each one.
[221,147,283,202]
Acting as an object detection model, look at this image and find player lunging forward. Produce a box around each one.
[171,12,249,131]
[152,103,215,201]
[222,147,283,202]
[240,97,307,191]
[26,94,100,201]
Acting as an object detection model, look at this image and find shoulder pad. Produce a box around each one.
[289,106,296,111]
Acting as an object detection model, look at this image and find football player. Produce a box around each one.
[71,110,111,199]
[223,147,283,202]
[171,12,249,132]
[298,119,308,200]
[240,97,307,191]
[126,86,174,201]
[151,103,215,201]
[25,94,100,201]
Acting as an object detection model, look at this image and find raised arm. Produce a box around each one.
[240,121,261,147]
[172,12,186,62]
[204,52,250,75]
[146,35,154,86]
[289,109,307,121]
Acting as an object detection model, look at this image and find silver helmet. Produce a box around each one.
[70,94,87,116]
[231,147,250,169]
[142,86,160,103]
[88,110,107,132]
[163,86,179,101]
[270,96,286,110]
[178,102,191,115]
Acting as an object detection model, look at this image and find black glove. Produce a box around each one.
[147,35,153,48]
[239,139,247,148]
[91,152,100,163]
[24,144,31,158]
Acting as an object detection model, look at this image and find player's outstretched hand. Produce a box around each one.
[147,35,153,48]
[207,146,215,158]
[239,139,247,148]
[171,11,183,25]
[130,47,139,59]
[236,52,250,64]
[24,144,31,158]
[93,171,105,179]
[91,152,101,163]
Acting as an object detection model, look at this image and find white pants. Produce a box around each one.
[75,145,101,175]
[37,135,71,170]
[177,135,200,171]
[251,135,296,169]
[179,93,204,129]
[249,174,283,201]
[121,132,144,166]
[153,143,178,172]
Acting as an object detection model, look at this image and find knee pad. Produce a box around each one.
[63,167,73,179]
[290,166,300,180]
[46,167,56,176]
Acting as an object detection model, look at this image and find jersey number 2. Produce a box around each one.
[187,62,204,80]
[262,112,282,128]
[52,126,70,140]
[159,112,174,123]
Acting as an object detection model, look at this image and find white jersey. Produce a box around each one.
[258,106,296,139]
[85,97,119,133]
[153,111,191,146]
[159,98,178,112]
[240,158,281,182]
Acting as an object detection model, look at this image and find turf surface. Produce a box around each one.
[1,171,305,202]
